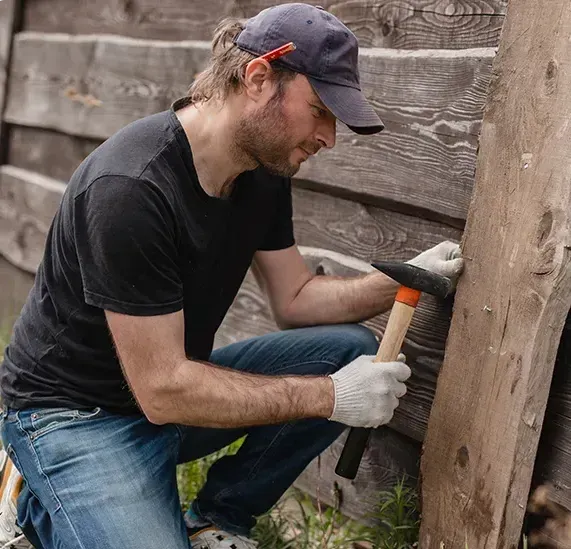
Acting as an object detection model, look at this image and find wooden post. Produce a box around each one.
[419,0,571,547]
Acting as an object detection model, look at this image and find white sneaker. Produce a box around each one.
[190,527,258,549]
[0,449,24,548]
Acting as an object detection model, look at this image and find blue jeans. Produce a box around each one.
[1,324,378,549]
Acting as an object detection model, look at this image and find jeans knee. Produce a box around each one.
[325,324,378,371]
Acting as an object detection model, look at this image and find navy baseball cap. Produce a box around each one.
[234,3,384,135]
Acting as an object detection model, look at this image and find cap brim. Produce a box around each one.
[309,77,384,135]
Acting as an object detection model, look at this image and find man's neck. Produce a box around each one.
[175,100,256,198]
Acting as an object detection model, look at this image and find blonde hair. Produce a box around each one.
[188,18,296,103]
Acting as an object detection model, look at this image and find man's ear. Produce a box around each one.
[243,58,274,101]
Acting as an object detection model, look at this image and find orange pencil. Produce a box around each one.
[258,42,296,63]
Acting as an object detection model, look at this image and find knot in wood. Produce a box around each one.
[456,445,469,468]
[544,59,559,95]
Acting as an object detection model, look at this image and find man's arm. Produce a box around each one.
[105,309,334,427]
[253,241,463,329]
[252,246,399,329]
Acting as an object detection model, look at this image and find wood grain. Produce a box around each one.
[3,33,494,223]
[295,428,421,525]
[298,47,494,226]
[22,0,507,50]
[419,1,571,546]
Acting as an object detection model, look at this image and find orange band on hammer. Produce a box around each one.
[395,286,421,308]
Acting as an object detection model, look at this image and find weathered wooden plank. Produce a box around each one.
[3,33,211,142]
[0,0,21,162]
[419,0,571,545]
[4,33,494,223]
[0,165,460,442]
[295,428,421,525]
[22,0,507,50]
[0,256,34,330]
[8,125,101,183]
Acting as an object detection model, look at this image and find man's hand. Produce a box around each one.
[327,354,411,428]
[407,240,464,288]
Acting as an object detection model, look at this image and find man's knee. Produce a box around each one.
[339,324,379,355]
[317,324,378,373]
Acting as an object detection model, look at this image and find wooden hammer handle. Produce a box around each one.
[335,289,419,480]
[375,298,417,363]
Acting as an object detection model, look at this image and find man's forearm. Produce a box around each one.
[280,271,399,328]
[149,359,335,428]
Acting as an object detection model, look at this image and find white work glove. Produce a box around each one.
[407,240,464,288]
[328,354,411,428]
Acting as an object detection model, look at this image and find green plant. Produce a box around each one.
[359,477,420,549]
[252,505,296,549]
[252,487,369,548]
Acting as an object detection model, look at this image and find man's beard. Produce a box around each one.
[234,93,313,178]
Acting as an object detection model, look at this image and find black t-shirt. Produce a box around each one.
[0,105,294,413]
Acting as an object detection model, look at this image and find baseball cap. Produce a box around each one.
[234,3,384,135]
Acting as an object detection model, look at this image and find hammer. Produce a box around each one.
[335,261,452,480]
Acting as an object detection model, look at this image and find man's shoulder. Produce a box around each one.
[68,110,181,198]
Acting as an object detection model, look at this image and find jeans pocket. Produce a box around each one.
[28,408,102,441]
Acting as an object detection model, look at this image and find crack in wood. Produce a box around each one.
[500,291,512,344]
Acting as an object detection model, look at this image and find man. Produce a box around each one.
[0,4,463,549]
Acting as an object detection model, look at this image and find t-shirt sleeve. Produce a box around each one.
[258,177,295,251]
[73,176,183,316]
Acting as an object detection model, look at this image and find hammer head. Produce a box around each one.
[372,261,452,298]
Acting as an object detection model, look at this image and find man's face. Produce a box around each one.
[235,74,336,177]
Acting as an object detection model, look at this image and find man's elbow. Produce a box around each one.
[272,274,316,330]
[136,383,178,425]
[274,305,310,330]
[139,398,171,425]
[144,404,171,425]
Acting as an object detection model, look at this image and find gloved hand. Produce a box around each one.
[407,240,464,288]
[328,354,411,428]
